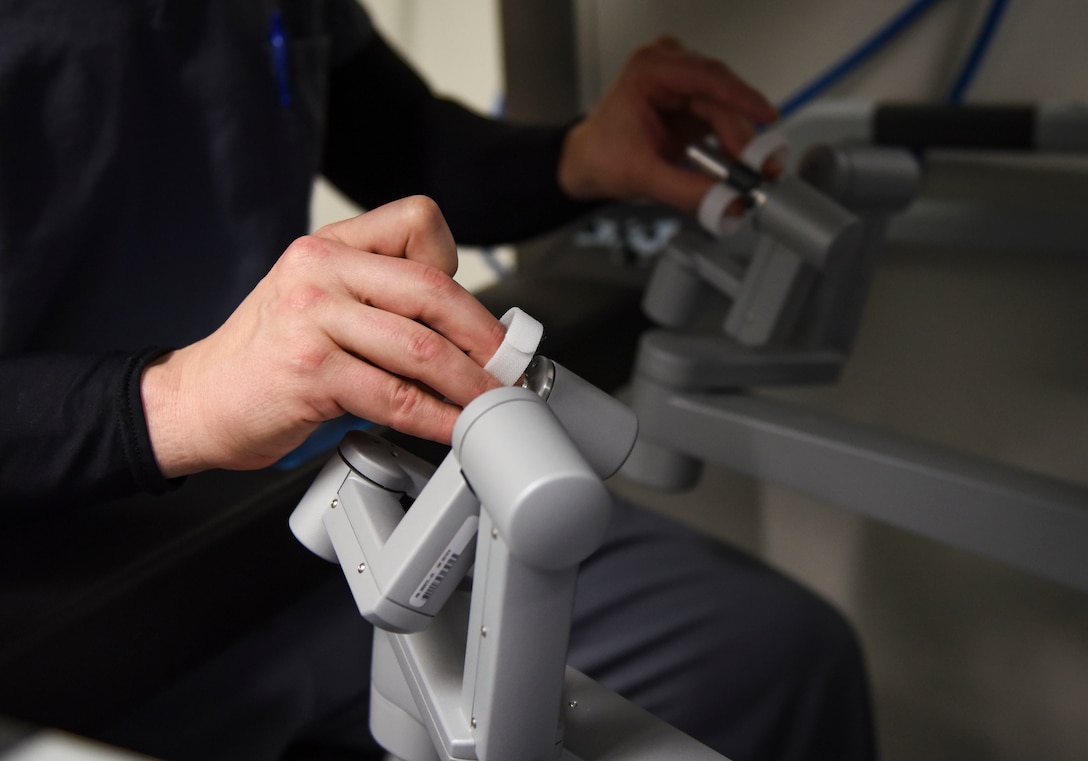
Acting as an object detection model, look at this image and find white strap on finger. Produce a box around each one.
[696,130,791,238]
[697,183,745,238]
[483,307,544,385]
[739,130,790,173]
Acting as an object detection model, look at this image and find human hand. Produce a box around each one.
[557,36,779,215]
[141,196,506,478]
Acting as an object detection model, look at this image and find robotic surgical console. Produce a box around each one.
[285,131,897,761]
[288,354,736,760]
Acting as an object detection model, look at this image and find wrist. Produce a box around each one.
[557,120,605,202]
[141,348,205,479]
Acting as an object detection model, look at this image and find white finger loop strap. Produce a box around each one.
[696,131,791,238]
[483,307,543,385]
[740,130,790,173]
[697,183,744,238]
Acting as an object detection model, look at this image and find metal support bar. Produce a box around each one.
[629,381,1088,592]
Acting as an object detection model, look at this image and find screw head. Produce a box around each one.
[357,562,366,574]
[330,498,339,509]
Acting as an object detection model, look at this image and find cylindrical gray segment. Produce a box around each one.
[1036,102,1088,152]
[799,145,921,214]
[539,359,638,479]
[453,387,612,571]
[753,174,862,269]
[642,246,707,328]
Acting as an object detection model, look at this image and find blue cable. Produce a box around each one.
[274,416,375,469]
[777,0,943,119]
[947,0,1010,103]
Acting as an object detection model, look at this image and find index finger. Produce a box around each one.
[646,44,778,127]
[314,195,459,276]
[328,247,507,369]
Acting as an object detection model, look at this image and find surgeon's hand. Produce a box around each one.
[558,36,778,215]
[141,196,506,478]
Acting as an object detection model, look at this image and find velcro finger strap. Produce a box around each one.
[483,307,543,385]
[740,130,790,173]
[697,183,745,238]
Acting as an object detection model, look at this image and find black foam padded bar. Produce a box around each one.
[874,104,1035,151]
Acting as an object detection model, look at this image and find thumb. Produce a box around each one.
[642,161,718,216]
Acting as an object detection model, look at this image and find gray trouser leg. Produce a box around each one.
[99,498,876,761]
[570,499,876,761]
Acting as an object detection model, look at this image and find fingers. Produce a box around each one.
[558,34,779,213]
[641,163,719,217]
[636,37,778,129]
[145,197,515,477]
[688,99,759,157]
[314,195,459,276]
[308,262,503,442]
[629,37,778,177]
[275,200,508,440]
[318,288,504,408]
[319,349,467,443]
[283,232,505,369]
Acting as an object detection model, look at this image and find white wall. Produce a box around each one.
[574,0,1088,109]
[367,0,503,113]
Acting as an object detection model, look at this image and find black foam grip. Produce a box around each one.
[874,104,1035,150]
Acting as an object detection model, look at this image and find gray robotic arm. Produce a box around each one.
[289,357,636,633]
[289,358,728,761]
[637,139,920,389]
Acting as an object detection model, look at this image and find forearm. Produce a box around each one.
[0,349,178,510]
[321,34,597,246]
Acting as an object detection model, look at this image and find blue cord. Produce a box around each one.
[947,0,1010,103]
[270,9,293,107]
[777,0,943,119]
[274,416,375,469]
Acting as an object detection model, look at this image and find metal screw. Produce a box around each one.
[568,700,578,709]
[330,498,339,509]
[480,626,488,637]
[470,717,477,729]
[357,562,366,574]
[491,528,499,539]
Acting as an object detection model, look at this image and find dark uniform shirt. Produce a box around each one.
[0,0,586,508]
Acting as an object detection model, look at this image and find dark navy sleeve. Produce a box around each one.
[0,348,180,512]
[320,33,598,246]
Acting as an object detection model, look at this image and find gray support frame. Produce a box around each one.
[622,135,1088,592]
[499,0,580,124]
[780,100,1088,255]
[370,589,729,761]
[291,366,731,761]
[626,379,1088,593]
